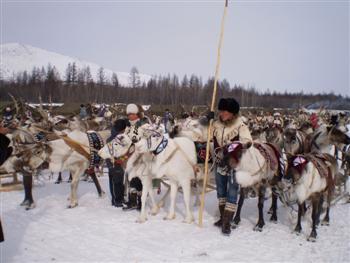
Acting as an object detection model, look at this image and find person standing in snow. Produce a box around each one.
[106,119,129,207]
[211,98,252,236]
[122,103,150,211]
[0,125,12,242]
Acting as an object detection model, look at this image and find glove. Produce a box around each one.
[206,111,215,121]
[105,158,113,169]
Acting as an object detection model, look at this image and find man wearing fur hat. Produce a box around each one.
[122,103,150,210]
[211,98,252,235]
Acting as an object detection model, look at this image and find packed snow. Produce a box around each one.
[1,172,349,262]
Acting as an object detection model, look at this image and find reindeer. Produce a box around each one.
[222,141,284,231]
[280,153,339,241]
[134,130,197,223]
[9,128,109,208]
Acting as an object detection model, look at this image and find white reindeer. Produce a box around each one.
[281,153,338,241]
[12,128,110,208]
[98,134,161,222]
[224,141,283,231]
[134,131,197,223]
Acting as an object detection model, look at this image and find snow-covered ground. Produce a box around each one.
[1,174,349,262]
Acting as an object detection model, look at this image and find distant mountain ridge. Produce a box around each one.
[0,43,152,86]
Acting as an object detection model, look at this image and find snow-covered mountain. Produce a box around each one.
[0,43,152,86]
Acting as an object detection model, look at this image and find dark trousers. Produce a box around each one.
[0,219,4,242]
[129,177,142,193]
[108,165,125,205]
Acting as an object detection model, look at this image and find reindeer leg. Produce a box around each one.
[157,180,170,208]
[321,193,331,226]
[301,202,307,217]
[68,170,81,208]
[68,172,72,183]
[181,180,194,224]
[138,177,150,223]
[316,194,324,226]
[321,207,330,226]
[232,187,245,228]
[89,171,105,197]
[308,197,320,242]
[270,191,278,222]
[21,172,35,210]
[55,172,62,184]
[194,180,201,207]
[294,203,303,234]
[147,178,160,215]
[164,182,177,220]
[254,186,266,231]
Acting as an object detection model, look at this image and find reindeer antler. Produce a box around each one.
[38,94,49,123]
[8,93,19,118]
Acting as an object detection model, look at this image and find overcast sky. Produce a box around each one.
[1,0,349,96]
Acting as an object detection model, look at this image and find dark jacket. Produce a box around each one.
[0,134,12,166]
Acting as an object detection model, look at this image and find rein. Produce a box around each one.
[151,135,199,175]
[152,137,168,155]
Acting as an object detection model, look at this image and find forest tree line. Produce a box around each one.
[0,63,348,110]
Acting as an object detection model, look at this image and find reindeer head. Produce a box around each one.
[327,126,350,147]
[283,128,302,155]
[16,142,52,171]
[278,155,309,206]
[135,130,164,154]
[224,141,252,168]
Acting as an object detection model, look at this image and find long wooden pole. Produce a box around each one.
[198,0,229,227]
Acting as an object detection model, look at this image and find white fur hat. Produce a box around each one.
[126,104,139,114]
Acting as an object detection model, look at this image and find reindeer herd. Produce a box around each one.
[1,99,349,242]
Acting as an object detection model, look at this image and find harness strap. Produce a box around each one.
[61,135,90,160]
[172,140,199,175]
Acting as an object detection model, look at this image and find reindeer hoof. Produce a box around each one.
[231,223,238,230]
[25,202,36,210]
[67,203,78,209]
[253,224,264,232]
[321,221,330,226]
[270,216,278,223]
[183,217,194,224]
[136,217,147,223]
[307,236,317,242]
[150,206,159,215]
[20,199,30,206]
[98,191,106,198]
[164,214,176,220]
[233,217,240,226]
[294,226,302,235]
[307,231,317,242]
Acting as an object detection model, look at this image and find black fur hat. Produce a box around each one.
[113,119,129,134]
[218,98,240,114]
